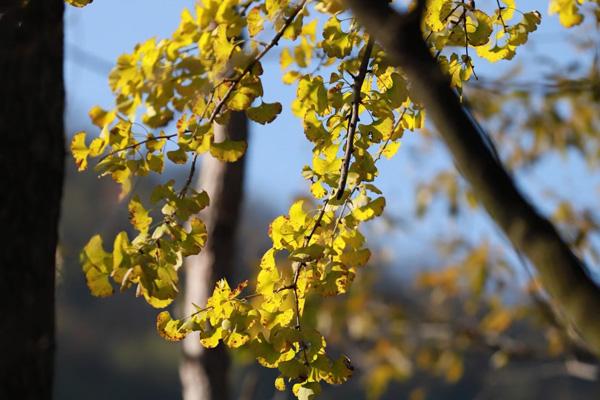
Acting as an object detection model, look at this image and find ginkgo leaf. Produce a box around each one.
[549,0,584,27]
[182,217,208,256]
[340,248,371,268]
[128,196,152,234]
[257,249,280,294]
[352,197,386,221]
[381,141,401,159]
[88,105,115,128]
[167,147,188,164]
[247,7,264,37]
[66,0,93,7]
[71,132,90,171]
[293,382,321,400]
[80,235,113,297]
[210,140,247,162]
[274,376,286,391]
[247,101,282,125]
[156,311,189,341]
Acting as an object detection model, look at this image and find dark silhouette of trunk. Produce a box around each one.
[346,0,600,355]
[180,112,248,400]
[0,1,64,398]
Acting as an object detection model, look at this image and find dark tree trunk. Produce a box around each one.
[0,1,65,398]
[180,112,248,400]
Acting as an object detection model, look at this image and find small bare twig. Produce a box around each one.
[495,0,509,33]
[335,37,375,200]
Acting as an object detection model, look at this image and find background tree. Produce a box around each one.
[0,0,65,398]
[181,113,249,400]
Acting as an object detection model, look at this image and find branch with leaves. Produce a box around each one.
[66,0,600,398]
[345,0,600,356]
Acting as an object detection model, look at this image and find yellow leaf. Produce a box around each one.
[340,248,371,268]
[352,197,386,221]
[381,141,401,159]
[128,196,152,234]
[247,7,264,37]
[293,382,321,400]
[274,376,286,391]
[80,235,113,297]
[280,48,294,70]
[549,0,584,27]
[66,0,93,7]
[247,101,282,125]
[209,140,247,162]
[156,311,189,341]
[310,181,327,199]
[88,105,115,128]
[71,131,90,171]
[167,146,189,164]
[257,249,280,294]
[302,19,318,42]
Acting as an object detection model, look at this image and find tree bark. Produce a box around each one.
[345,0,600,355]
[180,112,248,400]
[0,1,64,398]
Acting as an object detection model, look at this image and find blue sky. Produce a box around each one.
[64,1,600,276]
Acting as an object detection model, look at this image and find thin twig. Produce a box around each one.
[179,153,199,198]
[98,134,176,162]
[461,0,478,80]
[208,0,309,123]
[335,37,375,200]
[495,0,509,33]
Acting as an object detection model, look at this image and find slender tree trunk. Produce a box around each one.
[180,112,248,400]
[0,1,64,398]
[346,0,600,355]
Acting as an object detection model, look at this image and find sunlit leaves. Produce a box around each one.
[68,0,579,397]
[322,16,352,58]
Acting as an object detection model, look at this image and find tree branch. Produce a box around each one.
[335,37,374,200]
[344,0,600,355]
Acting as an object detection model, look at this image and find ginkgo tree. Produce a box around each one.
[66,0,600,398]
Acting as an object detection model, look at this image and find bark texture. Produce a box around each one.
[180,112,248,400]
[0,0,65,398]
[345,0,600,355]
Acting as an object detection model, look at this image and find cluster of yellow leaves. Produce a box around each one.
[549,0,600,27]
[80,185,209,308]
[68,0,600,398]
[424,0,541,76]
